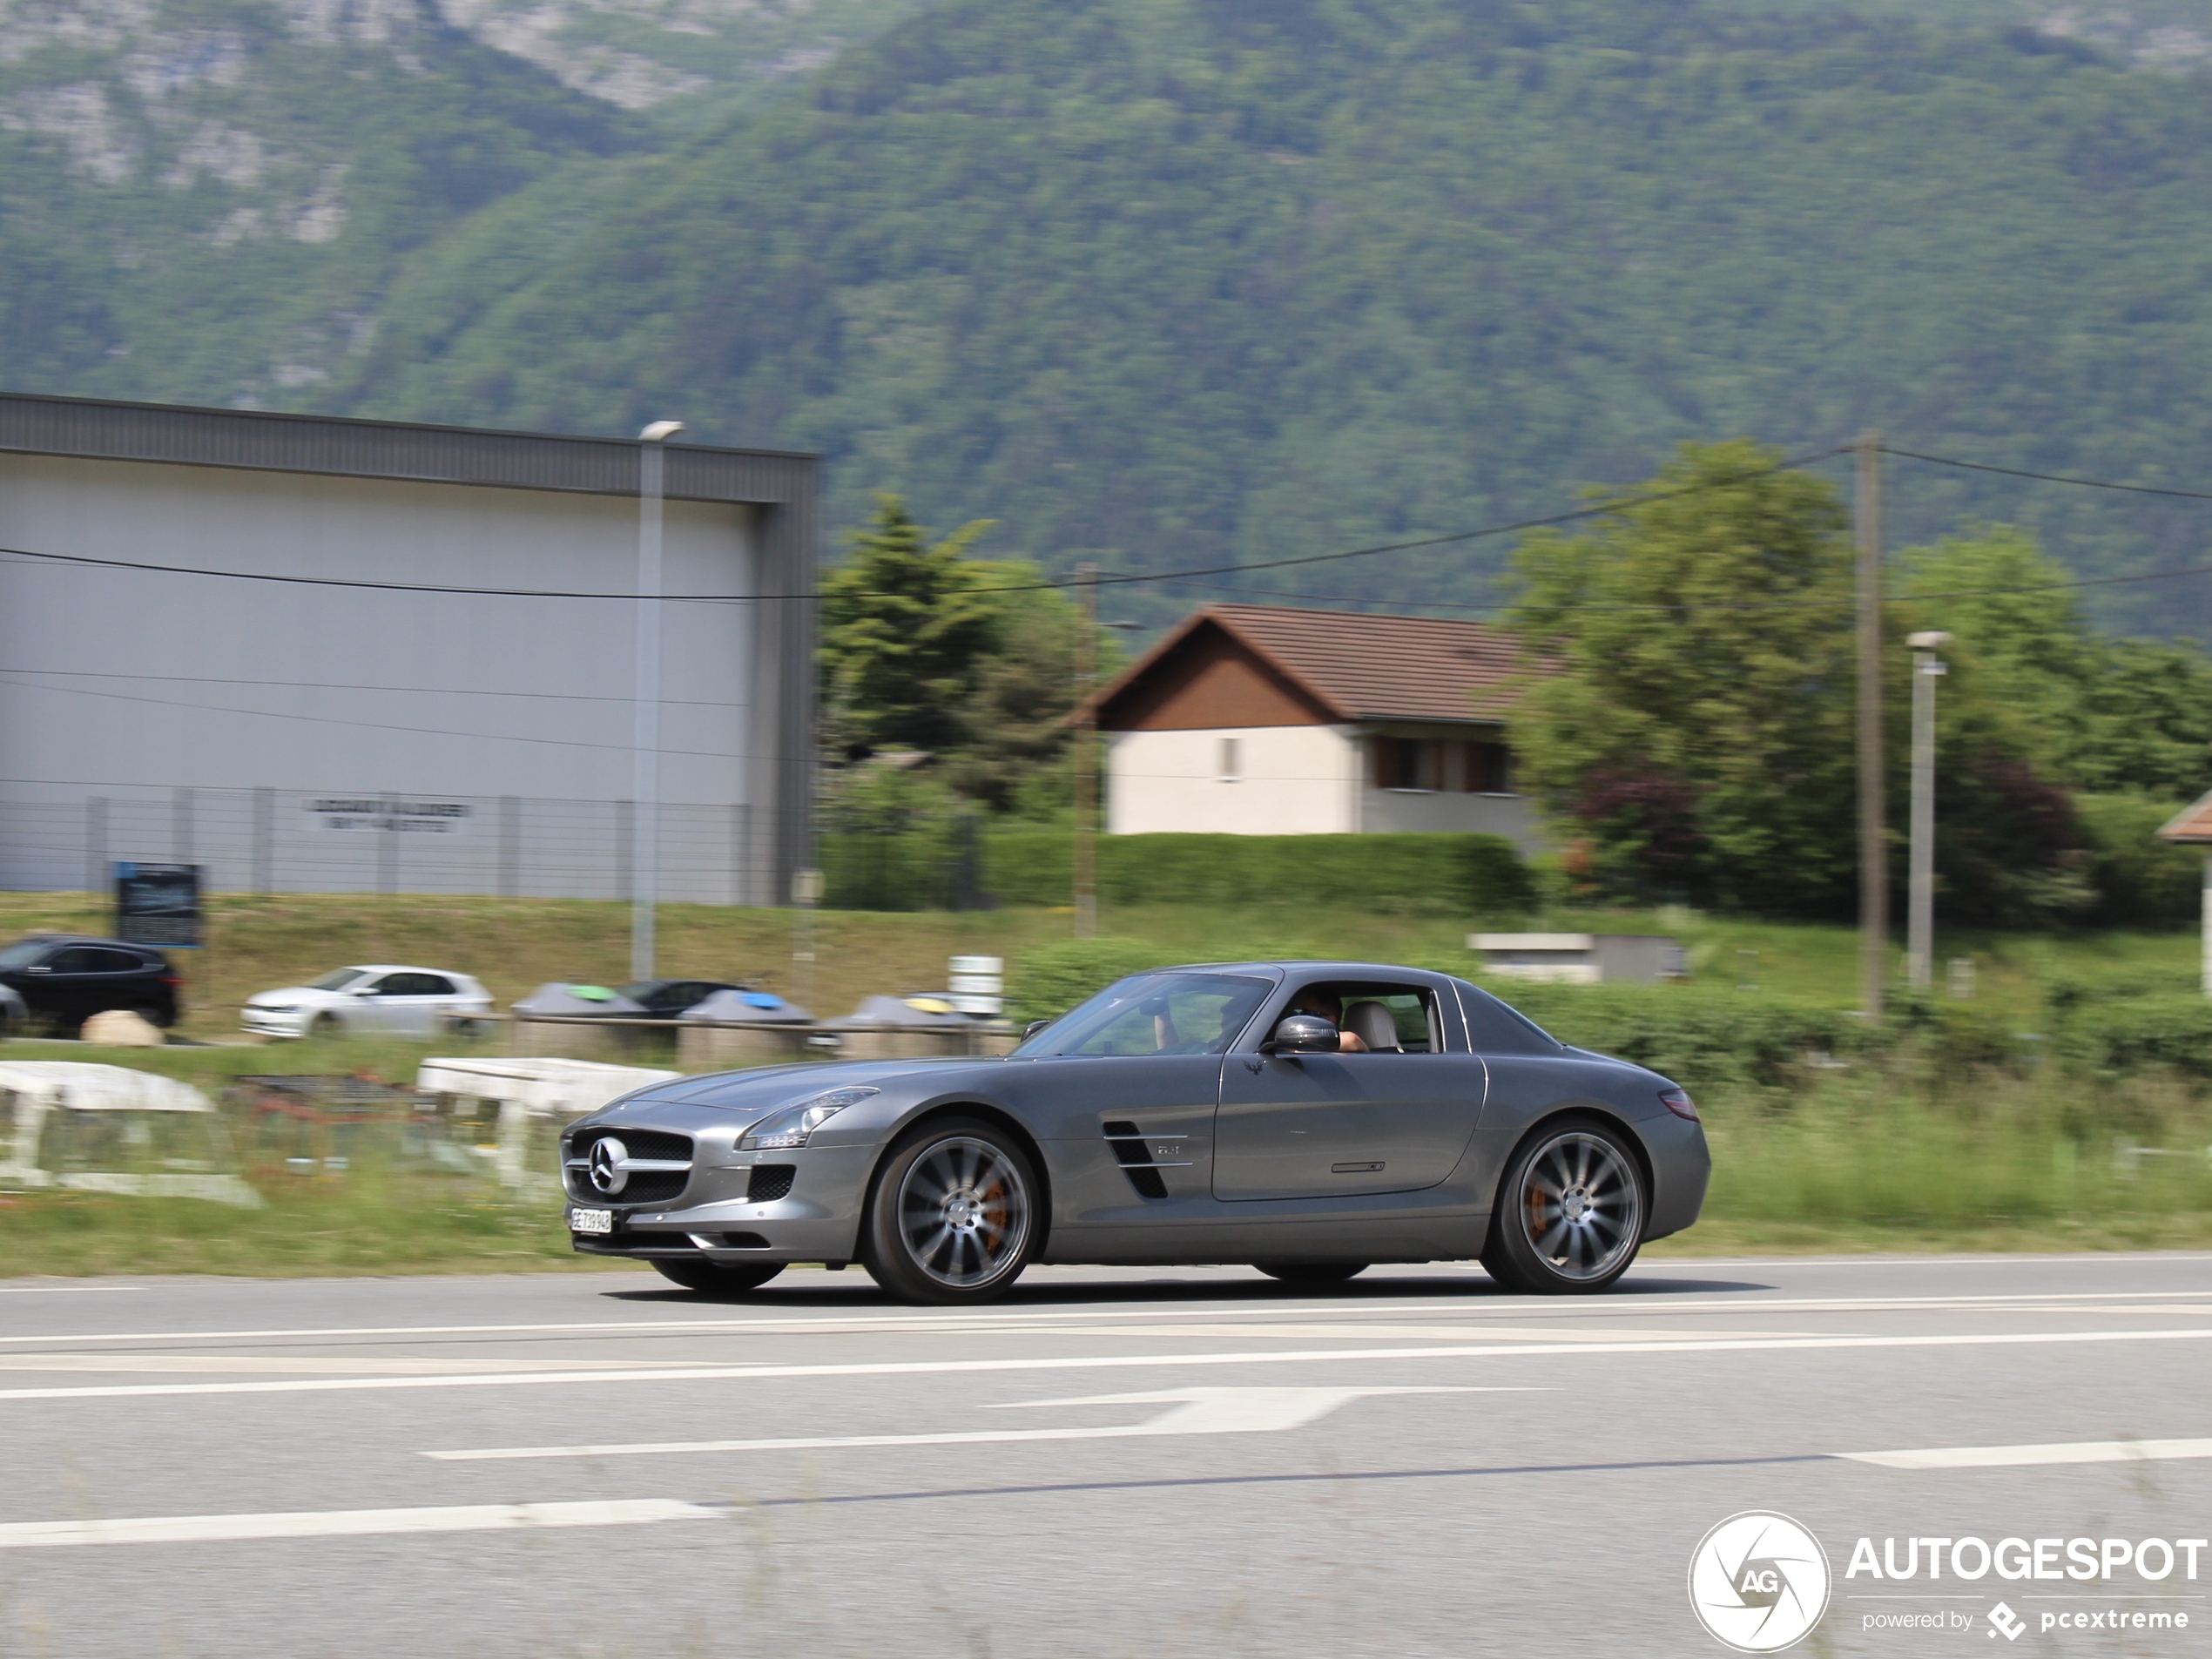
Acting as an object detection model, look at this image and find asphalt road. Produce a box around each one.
[2,1253,2209,1658]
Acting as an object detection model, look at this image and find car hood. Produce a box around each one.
[618,1057,1004,1116]
[246,986,349,1008]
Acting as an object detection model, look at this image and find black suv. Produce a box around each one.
[0,935,179,1035]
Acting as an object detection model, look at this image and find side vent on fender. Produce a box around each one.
[1102,1120,1190,1201]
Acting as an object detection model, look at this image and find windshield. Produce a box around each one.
[1015,972,1275,1057]
[0,941,52,969]
[307,968,368,991]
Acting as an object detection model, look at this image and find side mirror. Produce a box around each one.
[1260,1013,1339,1055]
[1022,1019,1053,1041]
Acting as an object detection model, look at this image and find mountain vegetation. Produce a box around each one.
[287,0,2212,641]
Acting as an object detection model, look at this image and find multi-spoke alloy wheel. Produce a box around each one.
[864,1118,1038,1305]
[1482,1118,1646,1294]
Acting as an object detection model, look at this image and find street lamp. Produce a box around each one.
[632,419,684,981]
[1906,629,1951,990]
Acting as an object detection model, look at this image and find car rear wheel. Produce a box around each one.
[1481,1116,1645,1295]
[1254,1263,1369,1286]
[651,1259,785,1294]
[861,1117,1038,1306]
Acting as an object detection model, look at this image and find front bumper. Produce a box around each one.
[564,1142,873,1264]
[240,1008,314,1038]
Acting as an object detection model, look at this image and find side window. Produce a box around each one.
[94,949,148,974]
[1288,981,1443,1053]
[45,948,105,974]
[360,975,399,996]
[412,974,457,996]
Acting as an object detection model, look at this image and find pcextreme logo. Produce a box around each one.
[1689,1511,1833,1653]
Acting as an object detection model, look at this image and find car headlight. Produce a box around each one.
[254,1004,297,1015]
[738,1086,879,1150]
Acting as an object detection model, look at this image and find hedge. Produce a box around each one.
[822,830,1537,914]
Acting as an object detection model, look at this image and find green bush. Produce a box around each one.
[1005,937,1182,1024]
[2053,991,2212,1078]
[1467,979,1868,1089]
[980,831,1533,914]
[2075,794,2202,929]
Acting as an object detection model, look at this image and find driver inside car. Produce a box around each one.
[1287,987,1370,1052]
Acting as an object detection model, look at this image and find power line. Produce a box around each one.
[0,446,1843,604]
[3,440,2208,614]
[0,665,745,710]
[1880,447,2212,502]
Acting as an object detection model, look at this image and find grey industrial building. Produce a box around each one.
[0,393,816,902]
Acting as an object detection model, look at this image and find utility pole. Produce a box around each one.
[631,418,684,982]
[1855,430,1887,1023]
[1905,631,1950,990]
[1073,562,1099,940]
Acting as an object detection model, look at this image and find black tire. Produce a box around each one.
[860,1116,1039,1306]
[1254,1262,1369,1287]
[651,1259,786,1294]
[311,1012,341,1037]
[1481,1116,1646,1295]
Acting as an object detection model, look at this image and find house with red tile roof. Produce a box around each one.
[1087,604,1544,846]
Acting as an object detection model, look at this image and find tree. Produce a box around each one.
[1506,441,1860,914]
[1898,527,2212,801]
[819,493,1103,816]
[819,495,1004,757]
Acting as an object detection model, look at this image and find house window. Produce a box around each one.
[1465,741,1514,794]
[1373,737,1435,792]
[1219,737,1241,782]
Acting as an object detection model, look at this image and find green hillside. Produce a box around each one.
[0,0,926,410]
[17,0,2212,637]
[311,0,2212,634]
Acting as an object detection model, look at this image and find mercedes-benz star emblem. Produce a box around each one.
[589,1136,628,1196]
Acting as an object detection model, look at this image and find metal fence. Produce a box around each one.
[0,784,770,904]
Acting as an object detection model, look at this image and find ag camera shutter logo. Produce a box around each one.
[1689,1511,1832,1652]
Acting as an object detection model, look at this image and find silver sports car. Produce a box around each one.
[559,961,1710,1305]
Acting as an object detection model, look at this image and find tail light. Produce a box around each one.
[1658,1088,1699,1122]
[161,974,182,988]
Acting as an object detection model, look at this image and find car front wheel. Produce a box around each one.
[1481,1116,1646,1295]
[861,1117,1038,1306]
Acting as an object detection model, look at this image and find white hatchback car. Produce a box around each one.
[242,966,495,1040]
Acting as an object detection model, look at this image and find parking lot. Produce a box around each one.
[2,1253,2209,1656]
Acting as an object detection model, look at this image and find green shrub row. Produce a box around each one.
[825,830,1537,914]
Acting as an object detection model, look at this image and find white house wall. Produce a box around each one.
[0,454,763,899]
[1105,725,1546,849]
[1105,725,1360,835]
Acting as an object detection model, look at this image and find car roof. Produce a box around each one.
[341,964,475,977]
[7,935,159,952]
[1156,960,1459,980]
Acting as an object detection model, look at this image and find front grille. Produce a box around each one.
[745,1164,795,1203]
[572,1127,691,1162]
[565,1126,695,1205]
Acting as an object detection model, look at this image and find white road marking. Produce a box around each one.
[426,1385,1501,1461]
[7,1290,2210,1350]
[0,1354,685,1375]
[4,1325,2212,1404]
[1844,1437,2212,1470]
[0,1285,139,1295]
[0,1500,715,1550]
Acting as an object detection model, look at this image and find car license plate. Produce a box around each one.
[569,1207,614,1236]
